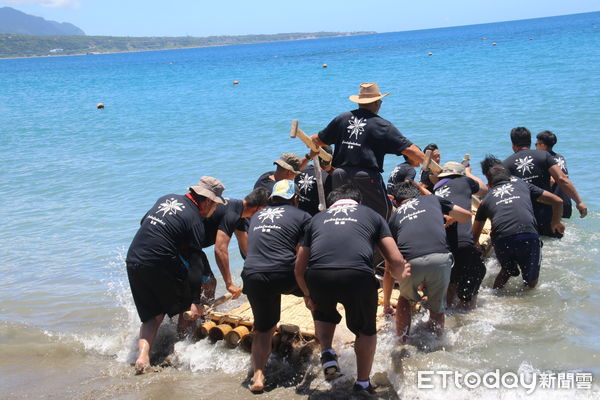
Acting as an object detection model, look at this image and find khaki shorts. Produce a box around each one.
[398,252,453,314]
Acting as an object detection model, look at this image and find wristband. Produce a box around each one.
[305,153,312,160]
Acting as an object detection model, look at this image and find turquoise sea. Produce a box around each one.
[1,11,599,399]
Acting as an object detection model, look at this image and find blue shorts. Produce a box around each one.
[493,233,542,285]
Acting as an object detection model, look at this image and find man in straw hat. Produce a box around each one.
[433,161,487,309]
[125,176,225,374]
[311,82,425,219]
[241,180,311,393]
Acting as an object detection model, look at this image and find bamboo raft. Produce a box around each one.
[192,193,493,352]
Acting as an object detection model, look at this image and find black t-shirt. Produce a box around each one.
[503,149,557,192]
[387,162,417,191]
[550,151,572,218]
[434,176,479,248]
[388,195,453,261]
[317,109,412,172]
[295,166,333,216]
[302,200,392,274]
[475,179,544,241]
[419,169,435,192]
[202,198,246,248]
[243,205,311,275]
[126,194,205,268]
[253,171,275,193]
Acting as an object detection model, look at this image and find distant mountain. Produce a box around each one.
[0,7,85,36]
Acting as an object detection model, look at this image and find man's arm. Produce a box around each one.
[535,190,566,234]
[448,205,472,223]
[311,133,327,149]
[378,236,410,282]
[472,219,485,247]
[214,230,241,299]
[465,167,488,196]
[294,246,314,311]
[548,165,587,218]
[233,229,248,259]
[401,144,425,167]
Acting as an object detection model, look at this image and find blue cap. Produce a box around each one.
[270,179,296,199]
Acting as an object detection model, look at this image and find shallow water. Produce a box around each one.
[1,11,599,399]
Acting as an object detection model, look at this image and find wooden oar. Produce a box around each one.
[290,120,328,211]
[423,149,442,175]
[289,120,332,162]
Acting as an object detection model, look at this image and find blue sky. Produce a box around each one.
[1,0,599,37]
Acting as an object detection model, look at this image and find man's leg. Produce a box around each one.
[354,333,377,381]
[493,268,511,289]
[315,320,337,351]
[135,314,165,373]
[395,296,412,343]
[249,326,277,392]
[428,311,445,337]
[446,283,458,308]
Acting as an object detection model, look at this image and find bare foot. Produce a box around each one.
[249,371,265,393]
[134,355,150,375]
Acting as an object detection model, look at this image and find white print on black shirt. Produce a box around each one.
[157,198,185,217]
[435,186,451,198]
[493,184,515,198]
[515,156,535,175]
[256,207,286,232]
[396,198,425,223]
[324,203,358,224]
[258,207,285,223]
[493,183,518,205]
[347,116,366,140]
[555,156,566,172]
[298,173,315,193]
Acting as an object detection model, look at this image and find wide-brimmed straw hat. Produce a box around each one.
[349,82,390,104]
[437,161,466,178]
[273,153,301,175]
[188,176,226,204]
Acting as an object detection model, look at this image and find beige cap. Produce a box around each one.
[349,82,390,104]
[273,153,301,175]
[437,161,466,178]
[188,176,226,204]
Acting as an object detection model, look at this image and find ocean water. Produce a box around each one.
[1,11,599,399]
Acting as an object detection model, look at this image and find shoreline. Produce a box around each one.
[0,32,376,60]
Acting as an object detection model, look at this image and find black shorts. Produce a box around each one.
[127,262,192,323]
[450,245,486,302]
[533,203,563,239]
[493,233,542,285]
[242,271,301,332]
[305,268,379,336]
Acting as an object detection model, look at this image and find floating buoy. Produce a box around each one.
[492,42,497,46]
[322,64,328,68]
[96,103,104,109]
[233,80,239,85]
[427,52,433,56]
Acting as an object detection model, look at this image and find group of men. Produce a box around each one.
[125,82,587,395]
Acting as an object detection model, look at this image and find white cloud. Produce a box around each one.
[3,0,81,8]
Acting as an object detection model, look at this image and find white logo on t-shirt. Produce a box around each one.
[435,186,451,198]
[555,156,566,173]
[493,183,515,198]
[398,198,419,214]
[298,173,315,193]
[328,204,358,217]
[347,116,367,140]
[515,156,535,175]
[258,207,285,223]
[156,198,185,217]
